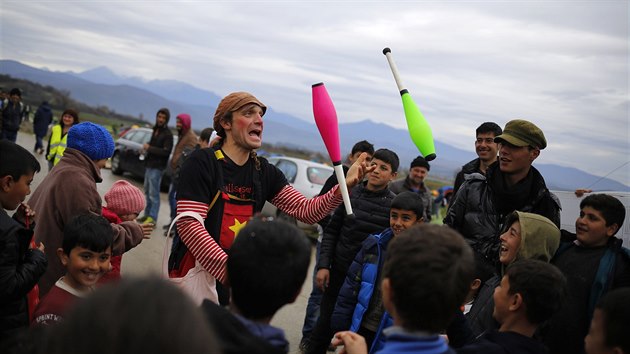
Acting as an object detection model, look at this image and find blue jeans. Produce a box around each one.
[34,134,45,151]
[143,168,163,221]
[168,182,177,221]
[301,232,323,339]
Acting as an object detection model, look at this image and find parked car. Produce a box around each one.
[261,156,334,231]
[110,127,177,190]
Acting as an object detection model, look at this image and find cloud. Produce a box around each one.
[1,0,628,185]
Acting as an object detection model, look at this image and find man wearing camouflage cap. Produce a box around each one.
[444,119,560,269]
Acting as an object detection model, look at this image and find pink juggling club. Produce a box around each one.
[312,82,353,215]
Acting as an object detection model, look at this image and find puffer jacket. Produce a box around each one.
[443,163,560,264]
[0,209,47,340]
[464,211,561,337]
[453,158,481,197]
[318,183,395,274]
[332,228,394,354]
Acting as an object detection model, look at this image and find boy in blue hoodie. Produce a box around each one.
[333,224,475,354]
[331,191,424,353]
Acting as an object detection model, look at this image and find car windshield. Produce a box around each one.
[307,167,331,186]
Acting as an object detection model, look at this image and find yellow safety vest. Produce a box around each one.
[47,125,68,165]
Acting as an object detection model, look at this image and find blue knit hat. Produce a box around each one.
[67,122,115,161]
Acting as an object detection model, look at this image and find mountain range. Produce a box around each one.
[1,59,627,192]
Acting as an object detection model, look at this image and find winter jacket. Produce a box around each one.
[99,207,123,283]
[319,183,395,274]
[201,299,286,354]
[453,158,482,197]
[377,326,456,354]
[443,163,560,265]
[457,330,548,354]
[332,228,395,354]
[389,176,432,221]
[145,122,173,170]
[466,211,561,337]
[0,209,47,341]
[27,148,145,296]
[1,101,23,133]
[543,232,630,354]
[33,103,52,137]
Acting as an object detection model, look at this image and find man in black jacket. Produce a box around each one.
[138,108,173,224]
[444,119,560,269]
[1,88,25,143]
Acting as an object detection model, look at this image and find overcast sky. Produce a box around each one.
[1,0,628,186]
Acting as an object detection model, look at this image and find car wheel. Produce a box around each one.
[111,152,123,175]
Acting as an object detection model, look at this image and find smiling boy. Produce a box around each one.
[306,148,399,354]
[331,191,425,353]
[32,214,113,325]
[544,194,630,354]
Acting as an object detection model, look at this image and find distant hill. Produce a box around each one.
[1,59,627,192]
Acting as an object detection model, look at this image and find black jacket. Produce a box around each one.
[458,331,548,354]
[32,103,52,137]
[1,101,23,133]
[318,183,395,274]
[443,163,560,263]
[145,124,174,169]
[0,209,47,341]
[201,300,285,354]
[453,158,482,197]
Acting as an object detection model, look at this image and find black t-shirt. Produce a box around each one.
[177,148,288,246]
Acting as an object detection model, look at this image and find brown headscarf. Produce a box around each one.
[212,92,267,137]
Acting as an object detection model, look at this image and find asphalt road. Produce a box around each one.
[16,132,314,354]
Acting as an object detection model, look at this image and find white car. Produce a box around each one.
[261,156,334,230]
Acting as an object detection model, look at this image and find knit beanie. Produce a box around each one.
[104,180,146,216]
[213,92,266,138]
[67,122,115,161]
[410,156,430,171]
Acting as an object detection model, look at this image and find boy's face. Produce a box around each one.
[390,208,422,236]
[576,206,617,248]
[499,220,521,265]
[0,172,35,210]
[58,246,112,291]
[366,158,396,191]
[584,309,616,354]
[492,275,514,325]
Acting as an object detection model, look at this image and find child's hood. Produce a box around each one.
[508,211,561,264]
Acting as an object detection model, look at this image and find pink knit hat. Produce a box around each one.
[104,180,146,216]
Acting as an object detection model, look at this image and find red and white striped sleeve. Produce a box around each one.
[270,184,344,225]
[175,199,227,284]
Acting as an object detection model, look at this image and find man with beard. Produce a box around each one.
[138,108,174,225]
[389,156,432,221]
[444,119,560,270]
[453,122,502,196]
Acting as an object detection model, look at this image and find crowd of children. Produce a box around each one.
[1,96,629,354]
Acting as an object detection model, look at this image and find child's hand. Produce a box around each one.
[316,268,330,292]
[140,223,153,239]
[18,203,36,218]
[332,331,368,354]
[33,242,45,252]
[344,153,375,190]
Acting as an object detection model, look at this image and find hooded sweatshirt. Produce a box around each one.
[170,113,198,170]
[464,211,560,338]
